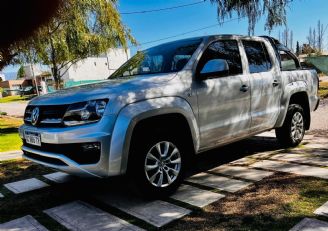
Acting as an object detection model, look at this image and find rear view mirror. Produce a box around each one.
[200,59,229,79]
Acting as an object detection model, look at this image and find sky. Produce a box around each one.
[3,0,328,78]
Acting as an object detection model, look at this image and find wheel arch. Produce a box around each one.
[275,89,311,130]
[108,97,199,176]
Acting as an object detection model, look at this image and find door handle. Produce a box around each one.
[273,80,280,87]
[240,85,249,92]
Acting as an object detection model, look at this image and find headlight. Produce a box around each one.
[63,99,108,126]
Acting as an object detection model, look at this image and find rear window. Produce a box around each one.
[242,40,272,73]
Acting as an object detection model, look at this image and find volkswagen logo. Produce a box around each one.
[31,107,40,126]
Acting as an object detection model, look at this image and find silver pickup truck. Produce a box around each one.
[19,35,319,197]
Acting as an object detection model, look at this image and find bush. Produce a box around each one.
[0,111,7,116]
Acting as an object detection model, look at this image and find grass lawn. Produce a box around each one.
[166,173,328,231]
[319,81,328,99]
[0,116,23,152]
[0,95,30,103]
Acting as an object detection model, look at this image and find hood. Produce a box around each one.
[30,73,177,105]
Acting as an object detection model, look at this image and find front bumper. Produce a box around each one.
[19,115,118,178]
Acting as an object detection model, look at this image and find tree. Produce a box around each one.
[317,20,326,53]
[17,0,135,89]
[296,41,300,56]
[17,65,25,79]
[0,0,62,70]
[280,28,293,50]
[290,30,294,51]
[211,0,292,35]
[307,27,316,51]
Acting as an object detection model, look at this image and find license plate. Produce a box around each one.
[24,131,41,146]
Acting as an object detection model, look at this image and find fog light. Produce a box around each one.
[82,143,101,152]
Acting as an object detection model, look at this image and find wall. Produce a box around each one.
[62,48,130,82]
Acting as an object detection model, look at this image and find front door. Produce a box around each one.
[195,39,251,150]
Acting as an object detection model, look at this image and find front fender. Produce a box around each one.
[274,81,308,128]
[108,97,200,176]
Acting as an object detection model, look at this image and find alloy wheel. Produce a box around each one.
[144,141,181,188]
[291,111,304,142]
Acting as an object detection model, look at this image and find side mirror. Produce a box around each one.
[199,59,229,79]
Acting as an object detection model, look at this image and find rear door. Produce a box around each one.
[241,39,282,132]
[195,39,251,149]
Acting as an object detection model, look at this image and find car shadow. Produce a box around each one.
[187,135,281,175]
[57,134,283,196]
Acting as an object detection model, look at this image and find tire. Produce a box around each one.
[275,104,305,147]
[127,129,187,198]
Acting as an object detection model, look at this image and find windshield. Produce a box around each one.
[109,38,202,79]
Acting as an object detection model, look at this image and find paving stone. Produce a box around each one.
[187,172,252,192]
[170,184,225,208]
[44,201,144,231]
[271,153,328,167]
[251,160,328,179]
[4,178,49,194]
[96,192,191,228]
[289,218,328,231]
[229,157,256,166]
[0,215,48,231]
[314,201,328,217]
[43,172,72,183]
[209,165,274,181]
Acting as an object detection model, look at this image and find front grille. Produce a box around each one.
[24,141,101,165]
[24,105,69,127]
[24,151,68,166]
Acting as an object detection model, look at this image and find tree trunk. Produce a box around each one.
[52,64,61,90]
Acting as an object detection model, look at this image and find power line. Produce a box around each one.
[131,16,245,48]
[121,1,206,15]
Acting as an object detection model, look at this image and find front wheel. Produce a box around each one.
[128,133,186,198]
[275,104,305,147]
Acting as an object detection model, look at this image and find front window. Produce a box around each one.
[109,38,202,79]
[197,40,243,77]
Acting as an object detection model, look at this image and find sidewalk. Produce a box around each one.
[0,102,28,117]
[0,150,23,161]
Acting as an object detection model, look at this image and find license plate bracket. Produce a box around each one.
[24,131,41,146]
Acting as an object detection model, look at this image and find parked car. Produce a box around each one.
[19,86,42,96]
[19,35,319,197]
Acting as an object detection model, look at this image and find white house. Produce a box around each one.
[61,48,130,82]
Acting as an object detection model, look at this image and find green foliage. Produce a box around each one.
[16,65,25,78]
[0,95,29,103]
[319,82,328,99]
[296,41,300,56]
[211,0,292,35]
[16,0,135,89]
